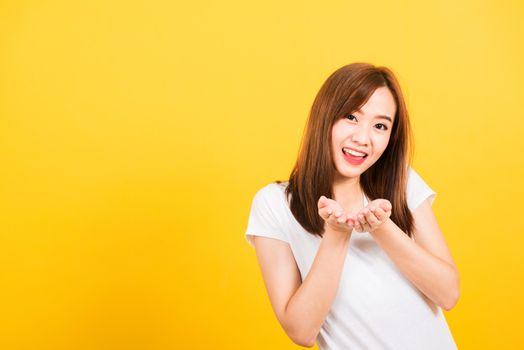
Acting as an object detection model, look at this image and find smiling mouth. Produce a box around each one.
[342,148,368,158]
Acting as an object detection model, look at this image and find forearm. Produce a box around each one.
[283,228,351,346]
[371,219,459,310]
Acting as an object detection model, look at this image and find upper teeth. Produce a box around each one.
[343,148,366,157]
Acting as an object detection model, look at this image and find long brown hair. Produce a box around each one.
[283,62,415,238]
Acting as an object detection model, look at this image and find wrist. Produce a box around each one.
[370,218,393,236]
[324,224,352,242]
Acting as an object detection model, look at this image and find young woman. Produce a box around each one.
[244,63,459,349]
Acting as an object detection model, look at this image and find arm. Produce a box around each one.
[253,227,351,348]
[367,197,460,310]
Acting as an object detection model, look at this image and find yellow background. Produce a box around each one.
[1,0,523,349]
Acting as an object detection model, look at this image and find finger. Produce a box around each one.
[343,214,354,229]
[322,207,341,223]
[357,212,368,231]
[371,207,387,221]
[328,209,346,223]
[318,202,331,218]
[326,210,342,226]
[347,215,357,225]
[354,219,363,232]
[379,201,392,212]
[336,213,348,224]
[330,216,356,232]
[333,209,342,220]
[364,207,380,226]
[378,206,391,220]
[351,213,361,231]
[318,206,333,220]
[319,197,337,211]
[318,196,329,208]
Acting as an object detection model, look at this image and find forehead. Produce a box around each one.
[356,87,396,122]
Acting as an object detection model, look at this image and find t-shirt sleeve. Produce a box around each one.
[244,184,290,248]
[407,166,437,212]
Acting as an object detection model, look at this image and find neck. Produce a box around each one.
[332,175,363,206]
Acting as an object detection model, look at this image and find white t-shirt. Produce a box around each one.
[245,166,457,350]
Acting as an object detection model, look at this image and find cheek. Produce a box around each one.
[382,137,391,149]
[372,135,391,156]
[331,123,344,139]
[330,125,344,150]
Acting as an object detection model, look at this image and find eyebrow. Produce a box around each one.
[355,109,393,123]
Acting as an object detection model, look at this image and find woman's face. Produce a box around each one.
[330,86,396,181]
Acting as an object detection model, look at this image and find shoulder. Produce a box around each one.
[245,182,292,247]
[253,181,289,203]
[406,166,437,212]
[407,166,422,183]
[249,181,292,222]
[406,166,431,192]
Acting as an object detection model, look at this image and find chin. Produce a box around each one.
[335,169,363,179]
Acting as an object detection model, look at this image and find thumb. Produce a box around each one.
[380,201,392,212]
[318,195,329,208]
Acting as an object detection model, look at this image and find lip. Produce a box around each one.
[342,148,367,165]
[342,147,368,156]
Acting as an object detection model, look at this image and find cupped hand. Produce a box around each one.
[353,199,392,233]
[317,196,357,234]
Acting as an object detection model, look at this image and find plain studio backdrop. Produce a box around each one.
[0,0,523,349]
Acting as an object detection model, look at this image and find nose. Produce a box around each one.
[351,124,370,146]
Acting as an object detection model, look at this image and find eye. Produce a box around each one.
[345,114,357,121]
[375,123,388,130]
